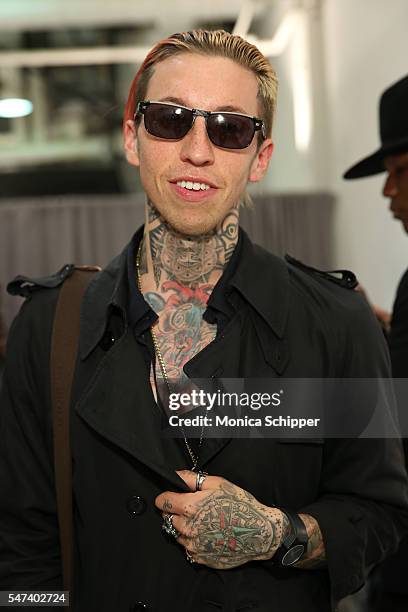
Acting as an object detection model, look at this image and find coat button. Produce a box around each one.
[100,332,115,351]
[126,495,147,516]
[130,602,149,611]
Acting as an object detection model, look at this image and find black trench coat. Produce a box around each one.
[1,228,408,612]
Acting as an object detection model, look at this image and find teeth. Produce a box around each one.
[176,180,210,191]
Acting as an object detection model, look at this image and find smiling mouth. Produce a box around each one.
[169,180,217,203]
[176,180,210,191]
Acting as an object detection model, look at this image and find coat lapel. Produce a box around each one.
[74,331,190,492]
[183,314,245,468]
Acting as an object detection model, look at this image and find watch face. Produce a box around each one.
[282,544,305,566]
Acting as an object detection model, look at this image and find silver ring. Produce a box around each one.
[186,549,195,564]
[162,514,180,539]
[195,471,208,492]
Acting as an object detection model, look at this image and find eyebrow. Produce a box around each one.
[385,154,408,170]
[154,96,249,114]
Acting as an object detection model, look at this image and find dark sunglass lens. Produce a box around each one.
[144,104,192,139]
[207,113,255,149]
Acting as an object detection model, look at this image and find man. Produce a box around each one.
[344,74,408,612]
[1,30,408,612]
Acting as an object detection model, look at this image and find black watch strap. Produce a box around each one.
[274,509,308,567]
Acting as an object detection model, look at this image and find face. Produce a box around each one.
[124,53,273,236]
[383,152,408,232]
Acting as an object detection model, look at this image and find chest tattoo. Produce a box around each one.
[145,281,217,381]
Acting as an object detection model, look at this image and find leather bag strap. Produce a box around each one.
[50,266,99,601]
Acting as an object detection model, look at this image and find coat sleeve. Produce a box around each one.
[389,269,408,459]
[299,293,408,604]
[389,268,408,378]
[0,291,63,590]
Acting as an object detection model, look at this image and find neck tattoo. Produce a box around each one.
[139,202,239,289]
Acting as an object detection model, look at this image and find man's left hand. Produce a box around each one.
[155,470,287,569]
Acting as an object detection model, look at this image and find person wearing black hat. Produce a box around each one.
[344,75,408,181]
[344,74,408,612]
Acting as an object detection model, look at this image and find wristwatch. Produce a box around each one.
[274,509,308,567]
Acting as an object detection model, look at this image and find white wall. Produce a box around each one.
[252,0,332,195]
[255,0,408,310]
[322,0,408,311]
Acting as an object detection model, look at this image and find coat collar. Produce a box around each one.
[79,225,290,359]
[231,230,290,339]
[79,226,153,360]
[79,250,127,360]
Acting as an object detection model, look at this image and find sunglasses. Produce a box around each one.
[135,100,266,150]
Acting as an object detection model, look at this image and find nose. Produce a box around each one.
[383,171,398,198]
[179,116,215,166]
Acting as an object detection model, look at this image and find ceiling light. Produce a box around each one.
[0,98,33,118]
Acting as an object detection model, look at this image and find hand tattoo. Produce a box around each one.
[185,482,284,569]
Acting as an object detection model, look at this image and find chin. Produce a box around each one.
[169,220,217,238]
[161,209,221,238]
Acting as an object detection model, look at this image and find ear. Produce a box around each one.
[124,119,140,167]
[248,138,274,183]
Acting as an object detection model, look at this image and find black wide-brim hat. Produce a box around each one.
[344,75,408,179]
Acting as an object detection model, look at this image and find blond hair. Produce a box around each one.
[124,29,278,205]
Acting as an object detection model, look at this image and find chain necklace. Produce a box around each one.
[136,240,204,470]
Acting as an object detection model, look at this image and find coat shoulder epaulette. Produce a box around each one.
[284,254,358,290]
[7,264,76,298]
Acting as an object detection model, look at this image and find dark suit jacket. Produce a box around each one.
[1,229,408,612]
[390,268,408,381]
[390,268,408,461]
[376,268,408,595]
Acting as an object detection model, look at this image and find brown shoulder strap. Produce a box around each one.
[50,266,100,601]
